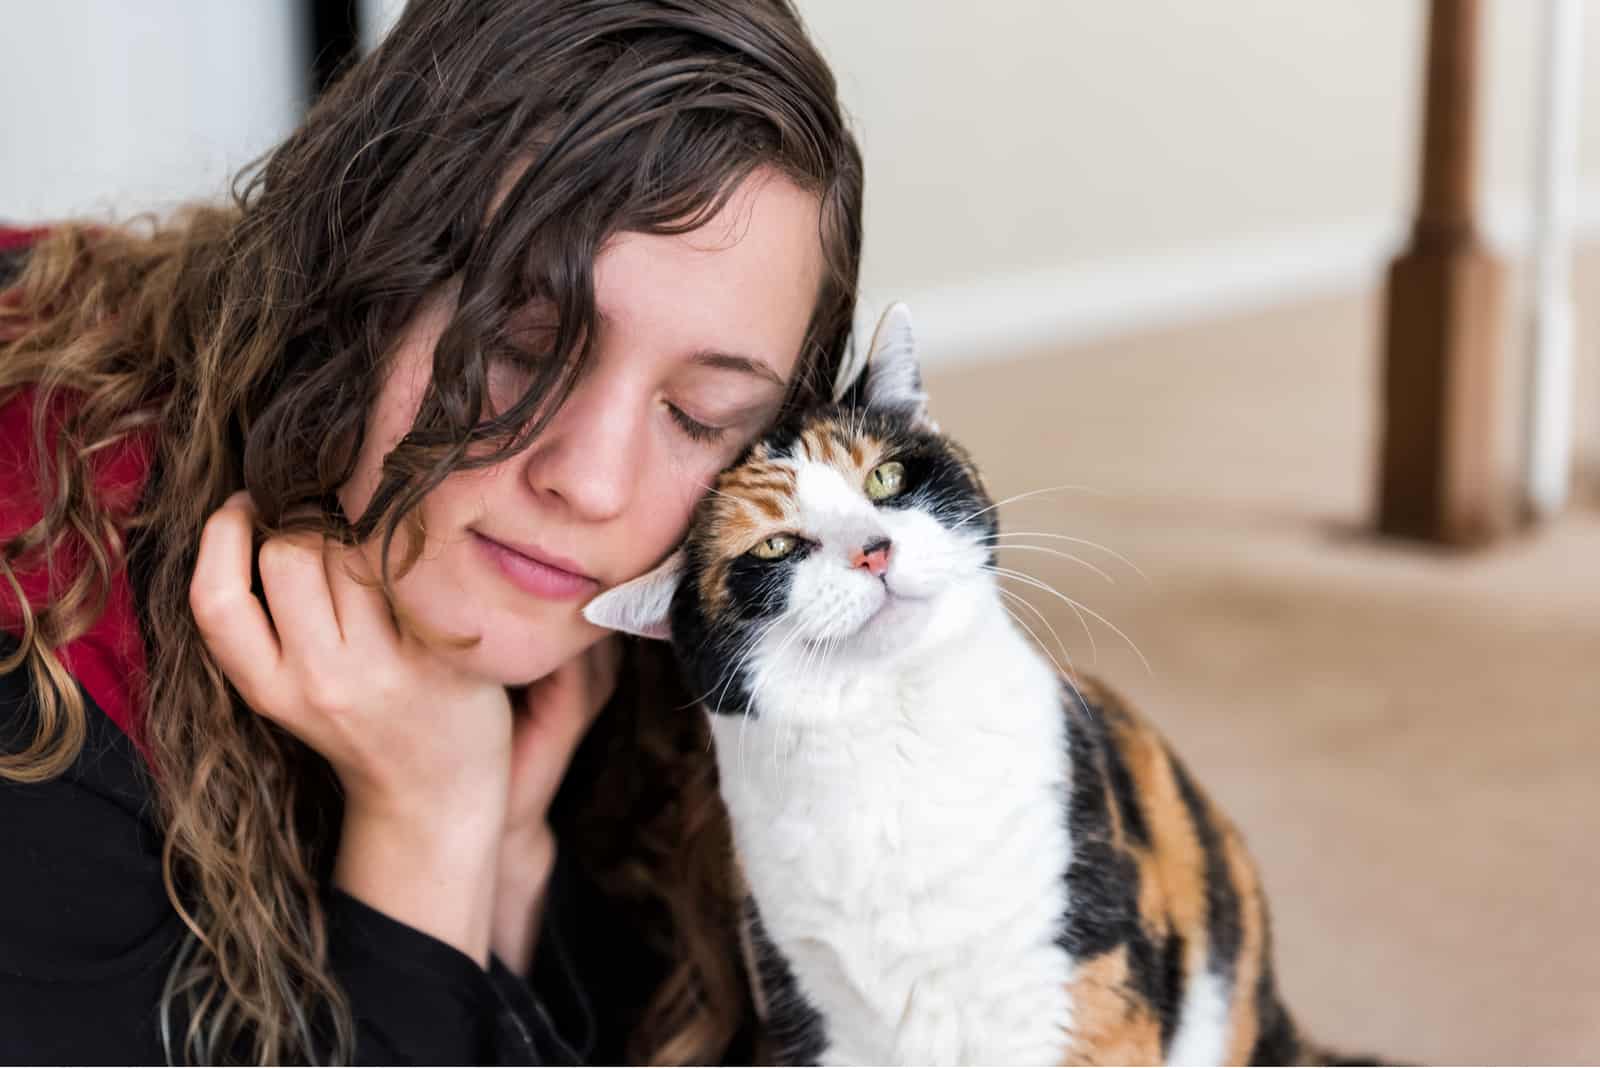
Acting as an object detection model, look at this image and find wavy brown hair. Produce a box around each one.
[0,0,862,1062]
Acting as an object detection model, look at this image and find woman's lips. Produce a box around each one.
[471,532,599,601]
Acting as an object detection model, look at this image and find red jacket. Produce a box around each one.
[0,225,152,749]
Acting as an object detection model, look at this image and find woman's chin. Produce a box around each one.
[436,617,598,688]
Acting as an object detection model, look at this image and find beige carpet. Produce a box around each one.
[924,269,1600,1065]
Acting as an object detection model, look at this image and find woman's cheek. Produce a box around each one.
[649,455,721,554]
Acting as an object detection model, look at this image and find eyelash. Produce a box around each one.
[495,347,729,445]
[487,347,546,384]
[668,404,728,444]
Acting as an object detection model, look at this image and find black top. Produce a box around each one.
[0,649,656,1065]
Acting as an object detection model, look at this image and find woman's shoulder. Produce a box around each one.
[0,644,152,815]
[0,646,174,982]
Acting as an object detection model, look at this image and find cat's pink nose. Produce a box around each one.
[852,537,892,577]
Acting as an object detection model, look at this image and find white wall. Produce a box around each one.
[7,1,1600,364]
[795,0,1600,361]
[0,2,304,223]
[802,0,1423,292]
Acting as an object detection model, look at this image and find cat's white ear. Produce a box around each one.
[859,303,934,427]
[582,549,684,641]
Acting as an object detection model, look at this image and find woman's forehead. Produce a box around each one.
[590,173,823,381]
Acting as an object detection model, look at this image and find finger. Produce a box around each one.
[189,491,286,711]
[324,542,399,653]
[256,532,345,670]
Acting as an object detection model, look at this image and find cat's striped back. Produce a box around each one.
[1057,674,1320,1065]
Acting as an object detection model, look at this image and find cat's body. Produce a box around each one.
[720,659,1305,1066]
[715,586,1072,1064]
[587,306,1352,1066]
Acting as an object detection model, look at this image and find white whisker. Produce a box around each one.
[985,565,1098,666]
[981,531,1150,583]
[727,615,797,779]
[996,586,1076,678]
[990,543,1115,585]
[743,614,811,778]
[949,484,1105,532]
[779,616,827,780]
[985,565,1152,675]
[996,590,1089,713]
[703,615,784,713]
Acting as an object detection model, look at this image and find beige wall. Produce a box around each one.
[12,1,1600,362]
[798,0,1600,344]
[0,3,304,223]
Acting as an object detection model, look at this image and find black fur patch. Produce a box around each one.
[669,551,760,718]
[857,414,992,537]
[1155,930,1187,1052]
[1059,684,1195,1059]
[1247,951,1303,1065]
[723,545,808,622]
[1056,686,1149,962]
[746,898,829,1065]
[1099,726,1152,848]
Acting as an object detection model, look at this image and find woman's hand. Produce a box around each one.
[188,491,515,964]
[492,634,622,973]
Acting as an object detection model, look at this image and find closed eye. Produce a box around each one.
[668,403,729,444]
[486,347,551,418]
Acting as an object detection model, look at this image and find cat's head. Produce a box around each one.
[583,304,1000,720]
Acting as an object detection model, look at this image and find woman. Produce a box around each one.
[0,0,863,1062]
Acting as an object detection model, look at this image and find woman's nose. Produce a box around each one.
[520,373,642,522]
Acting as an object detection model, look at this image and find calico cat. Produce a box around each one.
[585,306,1352,1066]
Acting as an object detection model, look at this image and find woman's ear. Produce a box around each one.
[582,549,685,641]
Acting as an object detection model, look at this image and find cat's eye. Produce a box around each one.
[865,461,907,501]
[750,534,799,561]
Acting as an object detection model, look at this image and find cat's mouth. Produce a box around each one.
[880,583,931,608]
[820,584,932,645]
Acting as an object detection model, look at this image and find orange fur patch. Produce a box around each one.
[1222,822,1268,1065]
[694,415,893,617]
[1062,946,1165,1066]
[1108,705,1210,991]
[1061,676,1279,1065]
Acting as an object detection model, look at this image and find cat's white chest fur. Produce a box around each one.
[709,615,1077,1065]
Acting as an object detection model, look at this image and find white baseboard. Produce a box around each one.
[873,185,1600,370]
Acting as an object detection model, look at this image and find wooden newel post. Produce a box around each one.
[1377,0,1509,546]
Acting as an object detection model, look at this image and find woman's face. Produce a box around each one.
[339,170,825,685]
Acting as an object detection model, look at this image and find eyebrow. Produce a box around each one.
[689,350,787,389]
[590,308,788,390]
